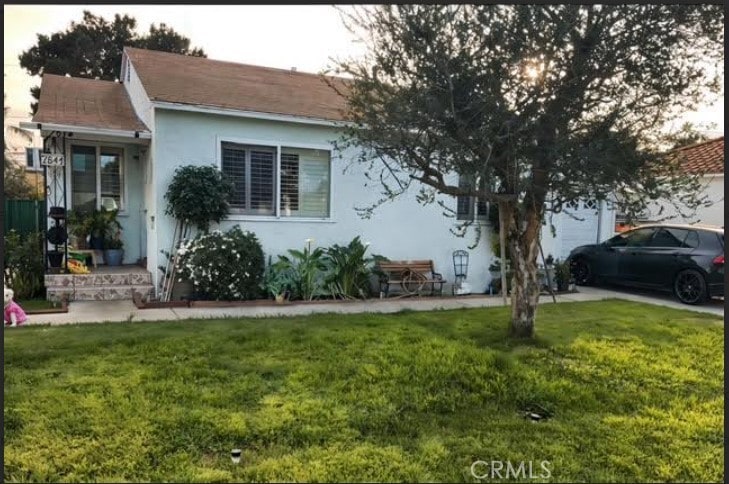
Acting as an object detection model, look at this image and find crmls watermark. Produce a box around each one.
[471,460,552,480]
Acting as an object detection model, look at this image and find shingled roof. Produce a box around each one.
[671,137,724,175]
[124,47,350,122]
[32,74,149,132]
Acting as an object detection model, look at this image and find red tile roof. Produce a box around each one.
[124,47,350,122]
[671,136,724,175]
[32,74,149,132]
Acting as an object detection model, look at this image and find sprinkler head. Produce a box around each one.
[231,449,241,464]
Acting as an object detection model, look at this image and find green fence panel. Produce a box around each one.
[4,199,46,236]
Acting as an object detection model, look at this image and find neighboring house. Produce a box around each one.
[3,123,44,198]
[23,47,614,295]
[656,137,724,227]
[615,137,724,231]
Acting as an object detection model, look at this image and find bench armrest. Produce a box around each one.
[432,272,443,280]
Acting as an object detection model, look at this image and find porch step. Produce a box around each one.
[47,285,154,302]
[45,271,154,302]
[45,273,152,287]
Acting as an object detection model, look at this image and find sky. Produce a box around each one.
[3,5,365,122]
[3,4,724,136]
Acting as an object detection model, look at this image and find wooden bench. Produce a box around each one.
[377,260,446,297]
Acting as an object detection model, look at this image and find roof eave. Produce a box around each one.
[151,100,352,128]
[21,121,152,140]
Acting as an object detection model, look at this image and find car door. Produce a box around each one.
[635,228,690,287]
[617,227,658,284]
[592,234,625,280]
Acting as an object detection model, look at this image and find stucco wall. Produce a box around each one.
[122,54,153,129]
[538,199,616,262]
[646,175,724,227]
[151,108,498,293]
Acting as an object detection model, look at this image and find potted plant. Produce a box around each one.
[102,211,124,266]
[554,259,572,292]
[103,232,124,266]
[86,210,109,250]
[67,210,91,249]
[488,259,502,280]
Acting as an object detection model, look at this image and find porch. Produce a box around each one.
[45,264,154,302]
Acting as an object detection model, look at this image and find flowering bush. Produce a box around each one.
[175,226,264,300]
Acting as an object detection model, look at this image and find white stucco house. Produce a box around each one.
[646,137,724,227]
[3,123,44,198]
[24,47,617,298]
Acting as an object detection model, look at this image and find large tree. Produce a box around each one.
[329,5,723,337]
[19,10,206,114]
[665,122,718,150]
[4,95,35,199]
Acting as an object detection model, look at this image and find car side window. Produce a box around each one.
[683,230,700,249]
[605,234,628,247]
[624,228,656,247]
[649,228,687,248]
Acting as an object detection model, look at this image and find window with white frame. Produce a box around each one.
[456,175,489,222]
[70,145,124,213]
[221,141,330,218]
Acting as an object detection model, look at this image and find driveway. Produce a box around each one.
[576,285,724,317]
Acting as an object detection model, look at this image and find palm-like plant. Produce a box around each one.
[324,236,383,300]
[274,240,328,301]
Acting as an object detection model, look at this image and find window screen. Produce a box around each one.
[280,147,330,218]
[280,153,300,215]
[221,143,275,215]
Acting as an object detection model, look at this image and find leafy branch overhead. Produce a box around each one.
[328,5,723,223]
[19,10,206,114]
[327,5,723,337]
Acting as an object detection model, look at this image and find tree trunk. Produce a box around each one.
[503,202,543,338]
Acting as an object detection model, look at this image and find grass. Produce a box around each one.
[3,300,724,482]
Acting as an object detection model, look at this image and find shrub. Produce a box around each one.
[176,226,264,300]
[261,259,295,299]
[164,165,234,232]
[274,240,328,301]
[3,230,45,299]
[324,236,383,299]
[554,259,572,290]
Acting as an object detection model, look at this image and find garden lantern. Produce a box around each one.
[452,250,471,295]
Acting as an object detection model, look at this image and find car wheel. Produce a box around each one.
[673,269,708,305]
[571,258,593,286]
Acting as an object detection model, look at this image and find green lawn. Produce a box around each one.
[3,300,723,482]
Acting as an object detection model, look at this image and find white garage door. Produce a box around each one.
[558,199,600,260]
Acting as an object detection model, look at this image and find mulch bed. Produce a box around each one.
[132,290,580,310]
[23,298,69,315]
